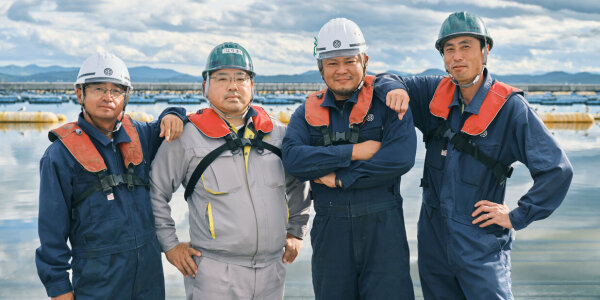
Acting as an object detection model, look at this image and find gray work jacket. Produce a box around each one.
[150,112,310,268]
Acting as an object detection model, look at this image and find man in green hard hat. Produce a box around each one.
[379,11,573,299]
[149,42,311,299]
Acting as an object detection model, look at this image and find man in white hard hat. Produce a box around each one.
[282,18,417,299]
[35,52,186,299]
[149,42,310,300]
[380,11,573,299]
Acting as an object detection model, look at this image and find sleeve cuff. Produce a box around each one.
[157,231,179,252]
[286,225,306,240]
[336,165,357,190]
[159,107,187,122]
[509,208,527,231]
[45,279,73,297]
[337,144,353,167]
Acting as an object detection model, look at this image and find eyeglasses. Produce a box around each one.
[210,74,251,87]
[86,86,126,99]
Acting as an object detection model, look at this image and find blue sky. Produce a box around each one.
[1,0,599,76]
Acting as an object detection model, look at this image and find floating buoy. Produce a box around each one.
[279,111,291,125]
[576,91,597,96]
[0,122,57,132]
[544,122,594,131]
[552,91,573,96]
[127,111,154,122]
[537,112,594,123]
[0,111,60,123]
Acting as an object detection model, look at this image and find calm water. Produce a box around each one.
[0,102,599,299]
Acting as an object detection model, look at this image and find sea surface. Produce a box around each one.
[0,101,599,299]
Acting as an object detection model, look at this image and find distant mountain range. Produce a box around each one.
[1,64,599,84]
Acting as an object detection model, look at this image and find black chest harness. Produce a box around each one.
[423,122,513,186]
[184,128,282,200]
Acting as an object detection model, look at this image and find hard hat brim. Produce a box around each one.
[435,32,493,52]
[316,48,364,60]
[203,65,255,80]
[77,77,132,89]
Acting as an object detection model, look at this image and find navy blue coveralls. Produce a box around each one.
[376,70,573,299]
[282,78,417,300]
[36,108,185,299]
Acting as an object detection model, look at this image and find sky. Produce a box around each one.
[1,0,599,76]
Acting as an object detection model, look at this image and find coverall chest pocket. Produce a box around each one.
[458,143,498,187]
[72,168,119,222]
[193,148,242,195]
[425,139,446,171]
[259,150,285,188]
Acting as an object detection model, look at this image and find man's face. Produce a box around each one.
[77,82,125,122]
[321,54,367,100]
[443,36,486,85]
[205,68,253,116]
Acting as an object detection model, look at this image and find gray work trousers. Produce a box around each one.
[184,256,287,300]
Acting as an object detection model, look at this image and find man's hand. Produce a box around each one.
[472,200,513,229]
[160,114,184,143]
[385,89,410,120]
[351,140,381,161]
[52,291,74,300]
[313,172,336,188]
[282,233,303,264]
[165,242,202,277]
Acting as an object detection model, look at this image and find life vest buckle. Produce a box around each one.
[239,138,252,147]
[332,131,347,143]
[126,166,135,191]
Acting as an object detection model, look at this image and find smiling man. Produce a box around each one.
[282,18,417,299]
[149,42,310,300]
[379,11,574,299]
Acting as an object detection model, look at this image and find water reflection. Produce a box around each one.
[0,102,599,299]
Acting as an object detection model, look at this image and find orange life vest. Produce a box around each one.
[426,77,522,185]
[188,105,273,138]
[184,106,280,200]
[49,115,143,172]
[304,75,375,145]
[429,77,522,136]
[49,115,146,218]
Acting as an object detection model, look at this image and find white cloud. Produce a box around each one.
[0,0,598,75]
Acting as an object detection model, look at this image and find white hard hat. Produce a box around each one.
[314,18,368,60]
[74,52,132,89]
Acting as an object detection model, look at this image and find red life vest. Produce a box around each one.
[304,75,375,145]
[188,105,274,138]
[49,115,143,172]
[429,77,522,136]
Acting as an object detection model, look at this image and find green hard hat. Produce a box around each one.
[435,11,493,54]
[202,42,254,80]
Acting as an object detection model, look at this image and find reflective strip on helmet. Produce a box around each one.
[349,42,366,47]
[317,48,361,59]
[78,72,95,79]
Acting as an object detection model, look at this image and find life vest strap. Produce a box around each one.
[71,168,149,220]
[315,125,362,146]
[426,123,513,186]
[184,132,282,201]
